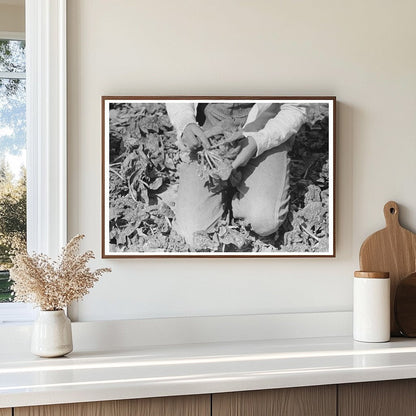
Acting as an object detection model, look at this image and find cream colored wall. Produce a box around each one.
[0,4,24,33]
[67,0,416,321]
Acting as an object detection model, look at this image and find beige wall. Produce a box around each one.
[0,3,24,33]
[67,0,416,321]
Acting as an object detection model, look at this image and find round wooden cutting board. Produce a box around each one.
[359,201,416,336]
[395,272,416,337]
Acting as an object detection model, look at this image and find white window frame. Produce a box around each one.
[0,0,67,323]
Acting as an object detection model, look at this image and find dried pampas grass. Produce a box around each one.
[10,234,111,311]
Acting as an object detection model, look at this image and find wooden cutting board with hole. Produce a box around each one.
[359,201,416,336]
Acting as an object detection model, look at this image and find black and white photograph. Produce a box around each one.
[102,97,335,257]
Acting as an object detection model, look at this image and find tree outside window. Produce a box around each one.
[0,38,26,302]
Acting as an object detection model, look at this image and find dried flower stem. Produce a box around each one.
[10,235,111,311]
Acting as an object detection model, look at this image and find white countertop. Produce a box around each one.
[2,336,416,408]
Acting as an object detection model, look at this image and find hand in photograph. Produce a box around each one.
[231,136,257,170]
[181,123,209,150]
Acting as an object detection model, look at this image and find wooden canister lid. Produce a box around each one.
[354,271,389,279]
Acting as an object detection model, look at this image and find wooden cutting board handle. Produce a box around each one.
[383,201,400,228]
[359,201,416,336]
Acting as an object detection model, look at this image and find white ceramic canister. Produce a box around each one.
[353,271,390,342]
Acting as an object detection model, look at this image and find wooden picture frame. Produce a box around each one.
[102,96,336,258]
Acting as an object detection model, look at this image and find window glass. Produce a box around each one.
[0,39,25,73]
[0,39,26,303]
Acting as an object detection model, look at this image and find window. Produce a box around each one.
[0,0,68,323]
[0,1,67,324]
[0,35,26,302]
[0,32,35,322]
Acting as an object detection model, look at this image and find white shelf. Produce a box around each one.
[2,335,416,408]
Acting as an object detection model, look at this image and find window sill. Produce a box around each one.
[0,303,36,324]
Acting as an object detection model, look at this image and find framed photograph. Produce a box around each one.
[102,96,336,257]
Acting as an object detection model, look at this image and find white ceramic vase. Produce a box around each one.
[31,310,73,357]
